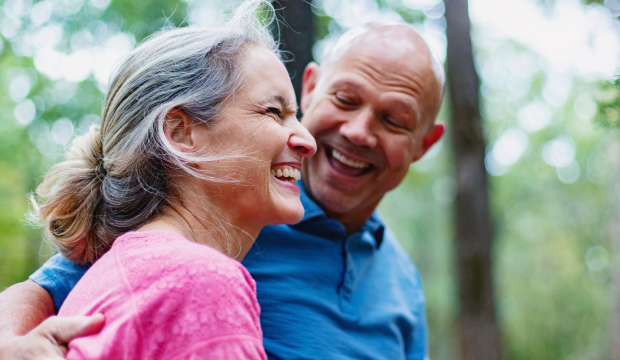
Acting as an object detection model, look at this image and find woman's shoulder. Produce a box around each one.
[114,230,255,290]
[64,232,263,359]
[112,231,262,343]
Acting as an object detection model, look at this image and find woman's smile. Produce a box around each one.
[270,163,302,184]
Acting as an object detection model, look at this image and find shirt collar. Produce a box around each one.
[298,180,328,222]
[298,181,385,247]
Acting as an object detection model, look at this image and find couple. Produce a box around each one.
[0,0,445,359]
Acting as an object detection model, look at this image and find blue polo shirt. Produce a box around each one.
[30,182,428,360]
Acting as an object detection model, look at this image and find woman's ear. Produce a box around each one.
[164,109,199,152]
[300,62,320,115]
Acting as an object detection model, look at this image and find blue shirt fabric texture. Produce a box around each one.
[30,182,428,360]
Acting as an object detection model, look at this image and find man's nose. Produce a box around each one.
[288,122,317,158]
[339,108,378,148]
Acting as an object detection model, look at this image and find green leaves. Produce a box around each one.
[596,77,620,129]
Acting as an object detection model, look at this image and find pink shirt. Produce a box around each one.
[59,230,267,360]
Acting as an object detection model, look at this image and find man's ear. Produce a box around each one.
[300,62,320,115]
[412,122,445,162]
[164,109,199,152]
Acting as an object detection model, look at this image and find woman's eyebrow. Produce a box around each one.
[262,95,297,113]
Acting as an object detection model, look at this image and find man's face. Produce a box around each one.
[300,28,443,222]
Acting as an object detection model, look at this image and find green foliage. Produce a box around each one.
[0,0,188,290]
[0,125,47,288]
[596,78,620,129]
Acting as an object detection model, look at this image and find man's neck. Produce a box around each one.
[324,208,375,235]
[300,177,380,235]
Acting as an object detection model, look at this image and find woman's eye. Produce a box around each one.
[266,107,282,116]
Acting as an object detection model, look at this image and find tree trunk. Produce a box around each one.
[444,0,502,359]
[609,140,620,360]
[273,0,314,111]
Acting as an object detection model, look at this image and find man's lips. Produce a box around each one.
[325,147,374,177]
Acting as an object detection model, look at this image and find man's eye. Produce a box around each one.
[384,117,405,129]
[266,107,282,116]
[336,95,354,106]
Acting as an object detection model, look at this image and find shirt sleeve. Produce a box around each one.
[29,253,90,311]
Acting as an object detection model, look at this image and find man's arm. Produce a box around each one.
[0,280,55,337]
[0,255,102,360]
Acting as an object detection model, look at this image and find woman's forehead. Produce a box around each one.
[240,47,295,100]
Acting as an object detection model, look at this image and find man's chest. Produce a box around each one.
[244,227,422,359]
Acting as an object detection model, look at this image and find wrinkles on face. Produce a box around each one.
[310,69,424,172]
[325,50,439,132]
[320,26,442,129]
[353,56,426,100]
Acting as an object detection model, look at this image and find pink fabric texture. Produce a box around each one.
[58,230,266,360]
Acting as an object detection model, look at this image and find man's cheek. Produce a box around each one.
[315,104,343,130]
[386,147,413,172]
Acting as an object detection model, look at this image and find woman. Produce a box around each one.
[30,1,316,358]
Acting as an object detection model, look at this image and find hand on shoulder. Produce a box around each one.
[0,314,104,360]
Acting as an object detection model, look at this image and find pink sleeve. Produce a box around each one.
[65,234,266,360]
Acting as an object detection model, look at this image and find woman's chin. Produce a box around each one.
[287,209,305,224]
[269,203,305,225]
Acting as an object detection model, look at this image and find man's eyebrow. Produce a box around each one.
[330,78,361,89]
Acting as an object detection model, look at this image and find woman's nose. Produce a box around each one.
[288,122,317,158]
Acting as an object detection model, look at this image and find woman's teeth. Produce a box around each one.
[332,149,370,169]
[271,166,301,183]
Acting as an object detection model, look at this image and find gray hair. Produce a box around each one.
[30,0,279,264]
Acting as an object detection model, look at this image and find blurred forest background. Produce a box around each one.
[0,0,619,358]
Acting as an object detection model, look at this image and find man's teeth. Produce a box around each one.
[270,166,301,183]
[331,149,370,169]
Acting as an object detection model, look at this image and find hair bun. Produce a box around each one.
[69,124,105,178]
[31,122,107,264]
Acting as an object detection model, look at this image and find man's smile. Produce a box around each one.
[325,146,375,177]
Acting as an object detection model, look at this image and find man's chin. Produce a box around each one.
[307,181,361,215]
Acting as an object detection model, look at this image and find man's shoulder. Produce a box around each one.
[375,226,424,290]
[379,226,413,259]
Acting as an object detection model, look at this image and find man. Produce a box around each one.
[0,23,444,359]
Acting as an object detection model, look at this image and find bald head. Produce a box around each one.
[320,22,445,124]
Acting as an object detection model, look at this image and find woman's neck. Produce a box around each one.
[137,206,260,261]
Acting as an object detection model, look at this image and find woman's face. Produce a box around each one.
[197,45,316,231]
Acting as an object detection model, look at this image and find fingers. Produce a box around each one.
[0,334,66,360]
[0,314,103,360]
[39,314,105,345]
[78,313,105,338]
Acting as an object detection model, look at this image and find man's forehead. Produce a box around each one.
[321,29,435,92]
[324,23,429,64]
[321,23,444,91]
